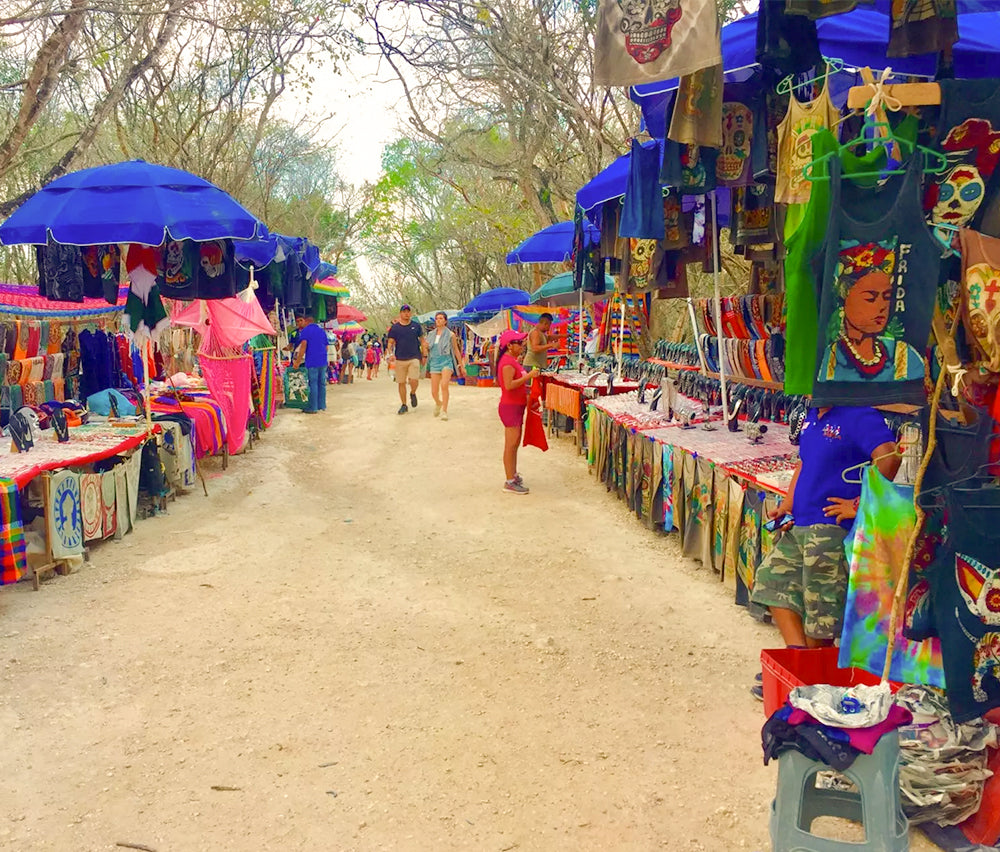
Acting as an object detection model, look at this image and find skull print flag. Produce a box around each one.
[594,0,722,87]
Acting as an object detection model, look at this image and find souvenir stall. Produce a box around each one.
[582,0,1000,843]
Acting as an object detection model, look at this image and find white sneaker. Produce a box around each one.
[441,411,448,421]
[434,403,442,417]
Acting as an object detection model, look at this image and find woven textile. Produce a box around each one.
[0,477,25,584]
[201,355,253,455]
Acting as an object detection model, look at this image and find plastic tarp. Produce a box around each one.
[466,312,511,339]
[171,295,276,353]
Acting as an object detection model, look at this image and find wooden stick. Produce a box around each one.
[115,843,157,852]
[881,356,947,683]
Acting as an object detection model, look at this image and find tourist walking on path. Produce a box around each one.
[291,313,329,413]
[423,312,465,420]
[365,341,377,380]
[496,330,538,494]
[524,312,553,372]
[387,304,425,414]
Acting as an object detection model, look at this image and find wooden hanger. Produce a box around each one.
[846,66,940,111]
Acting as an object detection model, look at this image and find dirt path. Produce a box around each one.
[0,377,941,851]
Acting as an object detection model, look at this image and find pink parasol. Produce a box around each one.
[337,303,367,323]
[171,296,276,353]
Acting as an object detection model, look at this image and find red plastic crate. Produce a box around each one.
[761,647,892,717]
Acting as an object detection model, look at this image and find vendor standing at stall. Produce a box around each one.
[291,314,329,414]
[524,312,553,373]
[749,406,900,699]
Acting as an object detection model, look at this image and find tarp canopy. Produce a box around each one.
[462,287,530,314]
[466,312,511,339]
[531,272,614,307]
[631,3,1000,135]
[171,295,275,352]
[505,220,600,264]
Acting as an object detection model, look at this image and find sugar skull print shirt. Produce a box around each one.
[924,79,1000,238]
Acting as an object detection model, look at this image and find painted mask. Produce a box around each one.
[616,0,683,64]
[933,165,985,227]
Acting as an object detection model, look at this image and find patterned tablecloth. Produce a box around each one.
[0,423,150,487]
[0,422,151,585]
[643,420,794,466]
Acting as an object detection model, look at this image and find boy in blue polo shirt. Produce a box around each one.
[750,406,900,698]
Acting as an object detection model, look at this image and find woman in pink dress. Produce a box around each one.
[496,330,539,495]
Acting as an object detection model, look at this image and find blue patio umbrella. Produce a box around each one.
[505,220,600,264]
[530,272,615,307]
[462,287,530,314]
[0,160,266,246]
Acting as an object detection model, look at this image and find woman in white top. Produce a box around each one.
[422,312,465,420]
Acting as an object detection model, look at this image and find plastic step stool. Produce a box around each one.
[770,733,909,852]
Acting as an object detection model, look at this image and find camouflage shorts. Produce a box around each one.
[750,524,848,640]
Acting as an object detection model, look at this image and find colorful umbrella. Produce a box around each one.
[332,320,364,335]
[171,295,276,353]
[314,275,350,298]
[0,160,266,246]
[462,287,529,314]
[506,220,599,264]
[337,303,367,323]
[530,272,615,307]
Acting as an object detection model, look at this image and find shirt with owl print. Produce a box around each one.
[923,79,1000,238]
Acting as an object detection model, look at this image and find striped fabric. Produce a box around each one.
[0,477,26,585]
[257,349,277,427]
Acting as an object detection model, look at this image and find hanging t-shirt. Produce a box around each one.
[36,238,84,302]
[662,195,690,249]
[668,64,724,149]
[887,0,958,59]
[926,485,1000,723]
[774,79,839,206]
[593,0,721,87]
[731,183,777,246]
[717,80,760,187]
[793,406,895,530]
[619,140,665,239]
[959,228,1000,371]
[812,153,941,407]
[783,120,917,396]
[754,0,822,78]
[924,79,1000,237]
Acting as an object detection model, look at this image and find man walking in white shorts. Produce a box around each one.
[386,304,425,414]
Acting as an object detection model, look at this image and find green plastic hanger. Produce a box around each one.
[803,116,948,182]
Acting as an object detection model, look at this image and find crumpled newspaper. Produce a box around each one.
[788,682,894,728]
[894,685,998,826]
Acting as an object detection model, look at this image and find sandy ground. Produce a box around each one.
[0,376,945,852]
